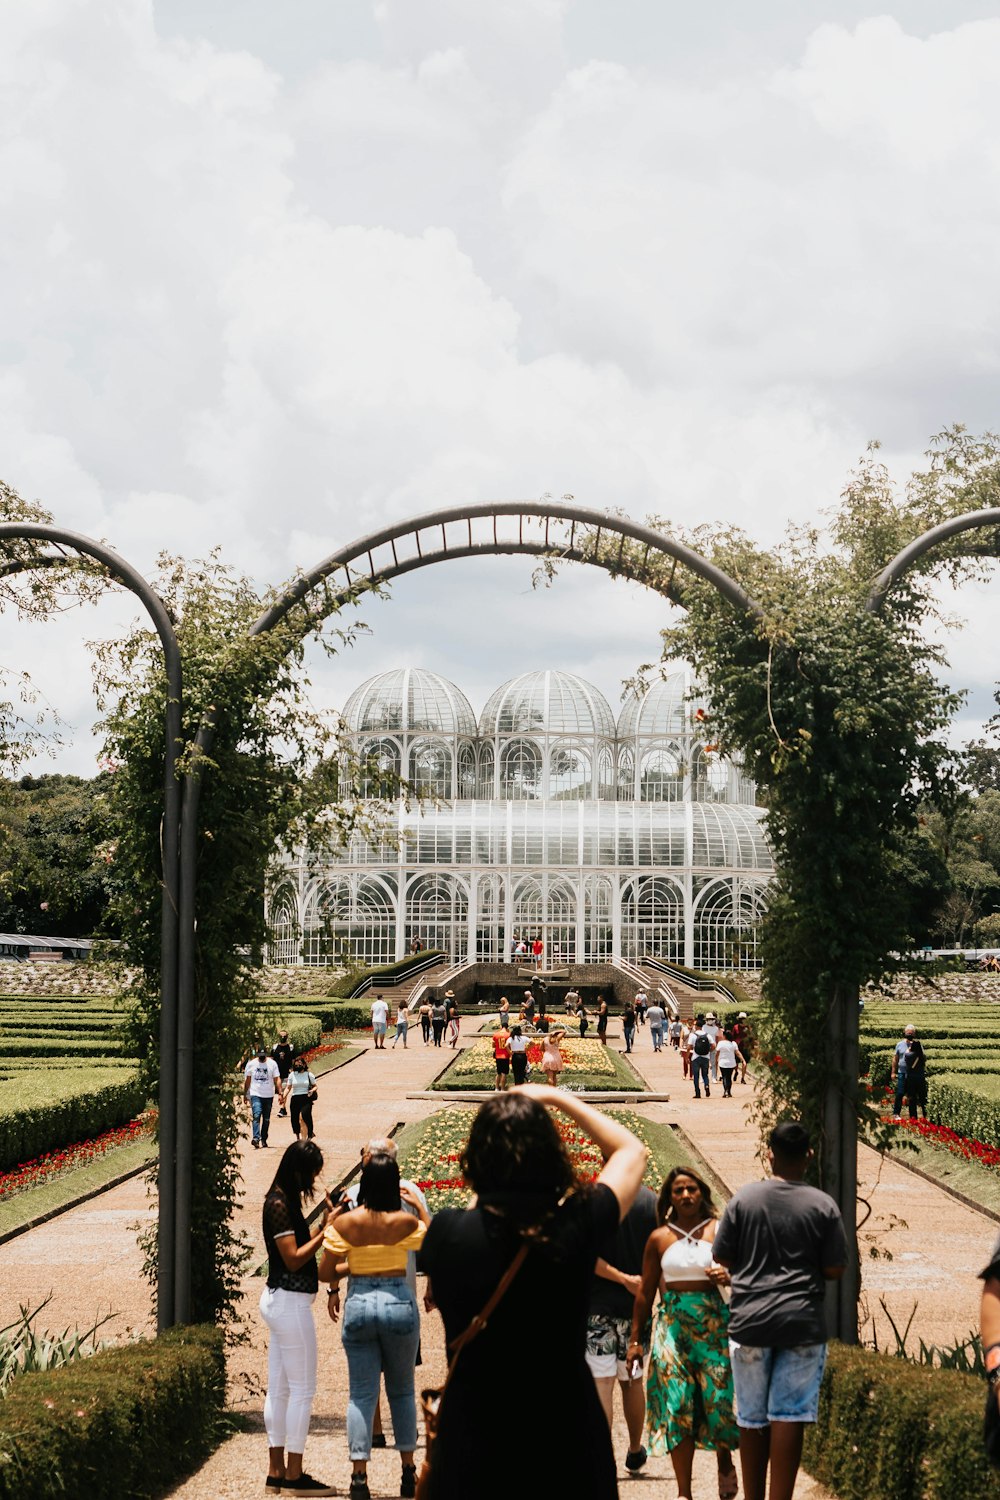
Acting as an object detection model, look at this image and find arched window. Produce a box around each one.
[405,872,469,961]
[458,741,477,799]
[548,746,591,800]
[267,885,300,965]
[692,879,766,969]
[477,743,495,799]
[546,876,578,965]
[359,737,402,799]
[303,875,397,968]
[620,876,684,962]
[500,739,542,800]
[617,745,635,802]
[584,875,613,962]
[476,873,505,961]
[411,740,452,798]
[691,745,729,802]
[640,745,684,803]
[511,874,543,953]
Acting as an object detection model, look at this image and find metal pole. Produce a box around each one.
[174,745,208,1323]
[0,523,182,1330]
[823,982,860,1342]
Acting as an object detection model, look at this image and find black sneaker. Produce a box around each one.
[277,1108,288,1117]
[282,1476,336,1497]
[251,1139,260,1148]
[371,1433,387,1449]
[625,1446,647,1473]
[265,1479,283,1493]
[401,1463,417,1498]
[349,1476,371,1499]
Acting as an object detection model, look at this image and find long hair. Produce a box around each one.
[656,1165,715,1226]
[267,1140,323,1237]
[357,1151,402,1211]
[461,1093,577,1243]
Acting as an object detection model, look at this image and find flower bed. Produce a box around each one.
[881,1112,1000,1171]
[0,1112,155,1202]
[447,1036,617,1079]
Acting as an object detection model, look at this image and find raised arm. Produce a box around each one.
[516,1083,647,1220]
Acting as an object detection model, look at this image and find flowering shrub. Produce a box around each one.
[882,1112,1000,1171]
[448,1037,616,1079]
[0,1112,155,1202]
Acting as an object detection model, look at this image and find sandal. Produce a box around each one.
[718,1463,739,1500]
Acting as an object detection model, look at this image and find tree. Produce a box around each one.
[0,773,117,937]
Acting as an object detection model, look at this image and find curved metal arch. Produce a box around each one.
[0,523,182,1332]
[252,501,763,637]
[867,507,1000,613]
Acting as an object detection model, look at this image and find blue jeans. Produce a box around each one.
[691,1056,710,1096]
[650,1024,663,1051]
[623,1024,635,1053]
[729,1340,827,1426]
[342,1276,419,1459]
[250,1094,273,1144]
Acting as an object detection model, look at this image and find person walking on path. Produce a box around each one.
[446,993,460,1048]
[629,1166,739,1500]
[286,1057,318,1141]
[320,1151,429,1500]
[669,1017,683,1051]
[732,1014,753,1084]
[622,999,636,1054]
[431,997,446,1047]
[418,1000,431,1046]
[273,1029,295,1118]
[715,1029,746,1099]
[704,1013,721,1084]
[508,1023,529,1086]
[647,999,666,1052]
[596,995,610,1043]
[417,1085,648,1500]
[635,990,648,1028]
[245,1046,282,1149]
[680,1021,693,1080]
[586,1184,658,1476]
[690,1018,712,1099]
[260,1139,337,1497]
[712,1121,848,1500]
[370,995,389,1051]
[493,1025,511,1091]
[392,1000,409,1049]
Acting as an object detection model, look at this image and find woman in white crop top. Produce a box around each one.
[628,1167,738,1500]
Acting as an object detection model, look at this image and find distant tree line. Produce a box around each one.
[0,772,119,939]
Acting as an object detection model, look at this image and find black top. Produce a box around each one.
[263,1189,318,1294]
[714,1178,847,1346]
[588,1185,658,1320]
[272,1042,295,1079]
[419,1184,620,1499]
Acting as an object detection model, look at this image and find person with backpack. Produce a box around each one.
[691,1016,713,1099]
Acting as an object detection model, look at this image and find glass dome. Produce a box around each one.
[618,667,707,738]
[480,670,616,739]
[342,668,477,737]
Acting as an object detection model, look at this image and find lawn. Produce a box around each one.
[0,1135,155,1239]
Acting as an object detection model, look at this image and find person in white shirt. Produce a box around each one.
[704,1013,721,1082]
[244,1046,282,1148]
[370,994,389,1050]
[714,1029,747,1098]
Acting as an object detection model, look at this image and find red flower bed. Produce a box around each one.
[303,1041,345,1061]
[881,1113,1000,1170]
[0,1111,156,1201]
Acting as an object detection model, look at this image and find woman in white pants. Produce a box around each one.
[260,1139,338,1497]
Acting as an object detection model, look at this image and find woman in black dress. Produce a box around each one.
[419,1085,647,1499]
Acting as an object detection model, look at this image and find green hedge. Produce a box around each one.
[803,1342,995,1500]
[0,1038,126,1058]
[325,949,446,999]
[0,1324,225,1500]
[926,1080,1000,1148]
[0,1070,147,1171]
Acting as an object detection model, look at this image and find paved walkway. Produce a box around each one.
[1,1019,991,1497]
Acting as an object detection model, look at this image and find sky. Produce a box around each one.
[2,0,999,771]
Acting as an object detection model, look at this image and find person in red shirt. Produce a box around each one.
[492,1026,511,1092]
[532,936,544,969]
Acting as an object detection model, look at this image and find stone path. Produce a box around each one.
[1,1017,991,1498]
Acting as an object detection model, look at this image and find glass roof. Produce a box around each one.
[342,668,478,737]
[618,665,707,738]
[480,671,616,739]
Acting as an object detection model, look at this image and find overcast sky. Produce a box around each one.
[2,1,999,772]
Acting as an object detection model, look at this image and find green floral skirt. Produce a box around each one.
[646,1290,739,1456]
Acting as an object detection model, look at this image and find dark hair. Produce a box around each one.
[695,1014,705,1026]
[462,1094,575,1211]
[769,1120,810,1160]
[268,1139,323,1208]
[357,1150,402,1211]
[657,1165,715,1226]
[292,1056,308,1072]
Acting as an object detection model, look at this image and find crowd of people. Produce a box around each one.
[256,1082,847,1500]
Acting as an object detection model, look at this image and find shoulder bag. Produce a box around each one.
[416,1242,529,1499]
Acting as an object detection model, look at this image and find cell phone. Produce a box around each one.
[629,1356,643,1380]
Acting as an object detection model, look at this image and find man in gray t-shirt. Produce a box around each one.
[713,1121,847,1500]
[646,1001,665,1051]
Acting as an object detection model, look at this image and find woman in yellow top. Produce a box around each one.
[319,1151,430,1500]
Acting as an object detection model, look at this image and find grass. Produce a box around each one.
[884,1128,1000,1218]
[0,1136,155,1238]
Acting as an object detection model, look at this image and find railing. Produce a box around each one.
[640,955,739,1008]
[343,950,447,1000]
[617,958,679,1020]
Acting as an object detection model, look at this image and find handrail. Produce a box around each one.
[342,950,446,999]
[617,958,679,1021]
[641,956,739,1008]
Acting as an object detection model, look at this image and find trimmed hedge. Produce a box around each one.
[926,1079,1000,1148]
[0,1038,126,1058]
[803,1341,995,1500]
[0,1070,146,1171]
[325,949,446,999]
[0,1324,225,1500]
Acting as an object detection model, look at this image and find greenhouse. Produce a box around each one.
[267,666,773,970]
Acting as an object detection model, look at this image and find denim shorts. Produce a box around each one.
[729,1340,827,1427]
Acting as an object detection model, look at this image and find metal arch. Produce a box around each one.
[252,501,764,635]
[867,507,1000,613]
[0,523,182,1331]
